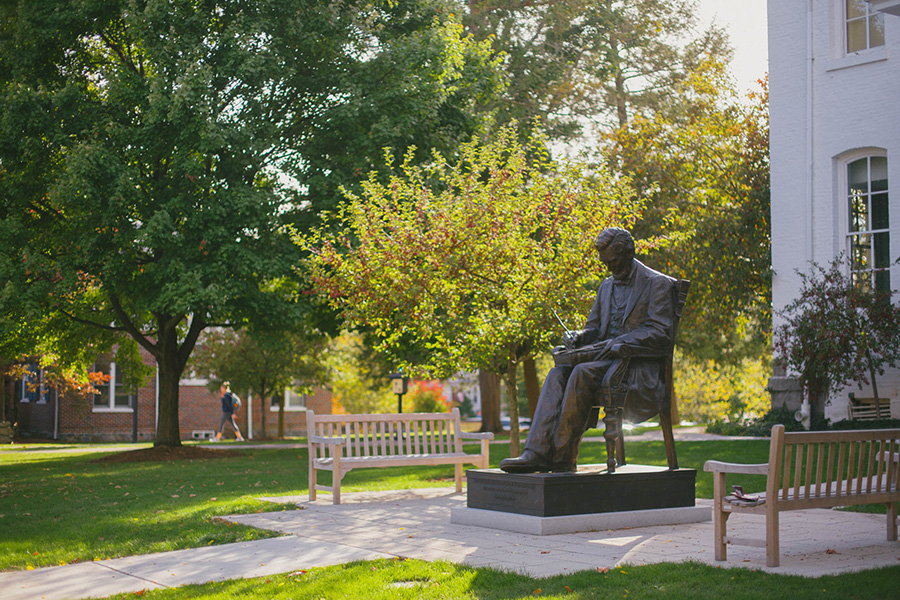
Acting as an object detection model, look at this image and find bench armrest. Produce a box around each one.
[703,460,768,475]
[460,432,495,441]
[309,435,347,446]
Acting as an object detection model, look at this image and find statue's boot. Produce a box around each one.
[499,450,551,473]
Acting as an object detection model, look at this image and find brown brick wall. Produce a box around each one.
[17,347,332,442]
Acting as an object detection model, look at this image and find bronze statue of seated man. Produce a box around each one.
[499,227,676,474]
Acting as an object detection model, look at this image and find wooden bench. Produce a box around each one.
[848,394,891,421]
[307,408,493,504]
[704,424,900,567]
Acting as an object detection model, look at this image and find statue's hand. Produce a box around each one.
[563,330,581,351]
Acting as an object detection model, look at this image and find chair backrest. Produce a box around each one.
[665,279,691,384]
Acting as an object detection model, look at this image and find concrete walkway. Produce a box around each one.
[3,486,899,600]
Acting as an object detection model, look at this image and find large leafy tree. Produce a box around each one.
[611,61,771,360]
[464,0,731,139]
[302,123,651,455]
[0,0,502,445]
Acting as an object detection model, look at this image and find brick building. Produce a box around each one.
[9,348,331,442]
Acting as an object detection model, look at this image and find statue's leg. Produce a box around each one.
[522,365,572,461]
[551,361,612,468]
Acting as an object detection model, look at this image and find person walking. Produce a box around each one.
[215,381,244,442]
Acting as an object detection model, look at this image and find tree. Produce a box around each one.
[773,257,900,422]
[464,0,732,138]
[611,61,771,360]
[0,1,501,445]
[302,123,652,455]
[189,326,328,439]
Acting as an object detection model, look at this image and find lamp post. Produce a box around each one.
[389,372,408,413]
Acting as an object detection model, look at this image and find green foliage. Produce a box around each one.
[611,62,771,360]
[675,351,771,424]
[773,256,900,409]
[301,121,653,453]
[0,1,502,444]
[465,0,733,136]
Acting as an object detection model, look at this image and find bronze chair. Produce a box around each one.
[592,279,690,473]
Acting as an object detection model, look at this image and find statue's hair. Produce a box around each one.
[595,227,635,258]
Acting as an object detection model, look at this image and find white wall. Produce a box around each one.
[769,0,900,419]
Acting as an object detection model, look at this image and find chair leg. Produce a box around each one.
[659,407,679,470]
[602,409,619,473]
[615,407,626,467]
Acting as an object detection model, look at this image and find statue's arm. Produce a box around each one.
[606,277,674,358]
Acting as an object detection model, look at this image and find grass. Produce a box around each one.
[95,558,900,600]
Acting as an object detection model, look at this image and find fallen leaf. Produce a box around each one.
[597,567,609,574]
[826,549,838,555]
[565,585,573,593]
[533,589,542,595]
[540,551,550,554]
[289,570,308,577]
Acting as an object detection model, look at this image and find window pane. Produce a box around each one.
[93,359,111,407]
[847,19,868,52]
[847,0,867,19]
[871,157,888,191]
[872,193,889,230]
[114,387,132,409]
[875,270,891,294]
[870,14,885,48]
[849,191,868,232]
[848,158,869,193]
[852,270,871,293]
[851,233,872,269]
[874,232,890,268]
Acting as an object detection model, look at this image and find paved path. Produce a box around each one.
[3,487,899,600]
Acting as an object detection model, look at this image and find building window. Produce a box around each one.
[93,358,134,411]
[270,389,307,412]
[846,0,885,53]
[17,364,47,404]
[847,155,890,293]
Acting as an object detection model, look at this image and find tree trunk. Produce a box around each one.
[523,356,540,419]
[155,357,182,447]
[506,358,521,458]
[866,349,883,419]
[278,400,286,439]
[478,369,502,433]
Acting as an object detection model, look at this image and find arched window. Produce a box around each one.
[846,154,890,293]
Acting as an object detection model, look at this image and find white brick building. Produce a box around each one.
[769,0,900,421]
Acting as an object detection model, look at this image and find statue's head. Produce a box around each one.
[594,228,635,279]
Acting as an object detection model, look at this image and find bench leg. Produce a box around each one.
[888,502,898,542]
[712,471,728,561]
[333,455,341,505]
[455,464,463,493]
[309,460,317,502]
[766,503,780,568]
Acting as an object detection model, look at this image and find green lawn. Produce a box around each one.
[96,558,900,600]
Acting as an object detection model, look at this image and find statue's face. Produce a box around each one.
[597,245,632,279]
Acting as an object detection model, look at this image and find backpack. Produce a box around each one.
[231,393,242,411]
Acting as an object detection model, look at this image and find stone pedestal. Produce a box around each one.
[465,464,697,517]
